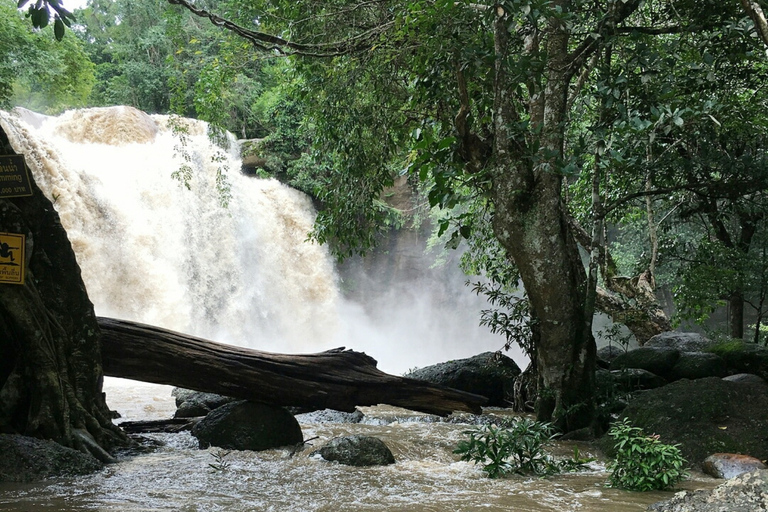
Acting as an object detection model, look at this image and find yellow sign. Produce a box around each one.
[0,232,25,285]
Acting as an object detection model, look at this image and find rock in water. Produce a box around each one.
[191,401,303,451]
[312,435,395,466]
[647,469,768,511]
[0,434,102,482]
[702,453,767,479]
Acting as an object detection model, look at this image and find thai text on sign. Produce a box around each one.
[0,155,33,198]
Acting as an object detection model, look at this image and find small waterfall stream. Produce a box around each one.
[0,106,709,511]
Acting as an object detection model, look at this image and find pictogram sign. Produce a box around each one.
[0,232,25,284]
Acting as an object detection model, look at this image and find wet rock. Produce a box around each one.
[647,469,768,512]
[0,434,102,482]
[645,331,716,352]
[311,435,395,466]
[706,341,768,381]
[294,409,365,424]
[669,352,728,381]
[702,453,767,479]
[723,373,767,385]
[610,347,680,379]
[597,345,626,368]
[172,388,236,418]
[191,401,303,451]
[404,352,521,406]
[618,377,768,465]
[610,368,668,391]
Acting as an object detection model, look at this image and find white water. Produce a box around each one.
[0,105,519,373]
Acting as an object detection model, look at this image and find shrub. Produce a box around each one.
[454,417,593,478]
[607,418,688,491]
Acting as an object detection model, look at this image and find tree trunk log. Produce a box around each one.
[98,317,486,416]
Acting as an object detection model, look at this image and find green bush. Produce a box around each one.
[607,418,688,491]
[453,417,593,478]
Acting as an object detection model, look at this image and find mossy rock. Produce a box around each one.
[706,341,768,381]
[614,377,768,465]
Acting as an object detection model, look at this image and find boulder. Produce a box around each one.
[646,331,716,352]
[191,401,303,451]
[404,352,521,407]
[610,368,668,391]
[669,352,728,381]
[706,341,768,381]
[597,345,626,368]
[0,434,102,482]
[723,373,767,385]
[294,409,365,424]
[609,347,680,379]
[702,453,767,479]
[173,389,236,419]
[617,377,768,465]
[647,469,768,512]
[311,435,395,466]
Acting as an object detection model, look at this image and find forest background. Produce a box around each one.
[3,0,768,432]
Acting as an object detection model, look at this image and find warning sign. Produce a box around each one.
[0,232,25,285]
[0,155,33,198]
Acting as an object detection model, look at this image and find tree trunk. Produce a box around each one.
[0,119,127,461]
[98,317,486,416]
[490,5,596,433]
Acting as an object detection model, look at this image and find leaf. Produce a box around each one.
[54,18,65,40]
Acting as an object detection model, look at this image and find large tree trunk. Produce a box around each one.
[98,317,486,416]
[0,119,127,460]
[490,5,596,433]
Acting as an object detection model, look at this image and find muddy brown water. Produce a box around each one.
[0,380,717,512]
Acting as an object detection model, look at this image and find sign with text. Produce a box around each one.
[0,232,25,285]
[0,155,33,198]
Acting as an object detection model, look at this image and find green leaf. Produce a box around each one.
[54,18,64,40]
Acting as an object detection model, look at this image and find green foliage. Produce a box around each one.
[0,0,94,111]
[607,418,688,492]
[454,418,594,479]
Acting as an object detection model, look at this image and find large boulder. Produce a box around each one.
[0,434,102,482]
[706,341,768,381]
[668,352,728,381]
[609,347,680,379]
[311,435,395,466]
[702,453,767,479]
[404,352,521,406]
[617,377,768,465]
[647,469,768,512]
[191,401,303,451]
[646,332,717,352]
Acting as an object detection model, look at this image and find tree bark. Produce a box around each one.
[98,317,487,416]
[490,4,596,433]
[0,119,127,461]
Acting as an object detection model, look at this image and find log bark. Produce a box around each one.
[98,317,486,416]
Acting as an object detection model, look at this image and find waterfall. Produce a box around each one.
[1,105,517,374]
[0,106,339,353]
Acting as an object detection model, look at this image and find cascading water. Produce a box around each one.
[1,105,340,353]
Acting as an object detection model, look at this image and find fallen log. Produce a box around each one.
[98,317,486,416]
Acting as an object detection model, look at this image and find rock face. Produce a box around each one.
[702,453,768,479]
[0,434,103,482]
[618,377,768,465]
[312,435,395,466]
[405,352,521,407]
[610,347,681,379]
[647,469,768,512]
[708,341,768,381]
[191,401,303,451]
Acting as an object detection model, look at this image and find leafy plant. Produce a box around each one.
[454,417,594,478]
[208,449,232,472]
[607,418,688,491]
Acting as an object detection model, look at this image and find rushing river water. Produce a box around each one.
[0,379,717,512]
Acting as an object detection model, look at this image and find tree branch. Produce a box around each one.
[740,0,768,48]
